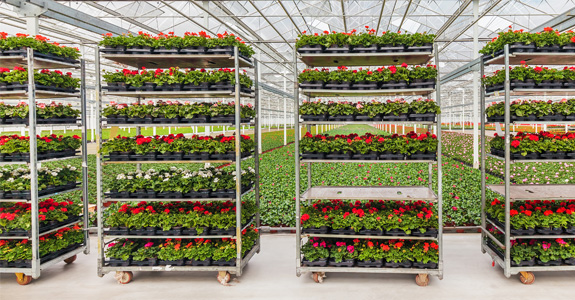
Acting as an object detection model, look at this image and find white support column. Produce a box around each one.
[472,0,480,168]
[257,54,262,153]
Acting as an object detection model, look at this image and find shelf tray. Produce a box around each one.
[0,245,87,274]
[102,156,252,165]
[487,184,575,201]
[301,159,435,164]
[0,124,82,129]
[482,244,575,274]
[105,188,254,203]
[301,88,434,98]
[300,121,436,125]
[298,265,441,275]
[101,53,253,68]
[105,234,233,239]
[300,186,437,201]
[487,153,575,163]
[485,120,575,125]
[485,52,575,66]
[0,155,81,166]
[0,90,80,99]
[486,89,575,97]
[0,55,79,69]
[303,233,438,241]
[102,122,251,128]
[298,52,432,67]
[0,187,81,203]
[103,90,254,99]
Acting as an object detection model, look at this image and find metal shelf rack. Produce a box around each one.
[0,49,90,285]
[95,47,261,285]
[480,45,575,285]
[293,45,443,286]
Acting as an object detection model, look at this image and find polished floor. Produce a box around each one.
[1,234,573,300]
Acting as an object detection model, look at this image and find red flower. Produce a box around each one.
[511,140,520,148]
[543,210,553,216]
[301,214,310,222]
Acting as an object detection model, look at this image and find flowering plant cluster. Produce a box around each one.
[0,32,81,61]
[99,31,255,58]
[482,64,575,92]
[103,100,255,123]
[0,67,80,92]
[106,167,256,199]
[296,28,435,52]
[0,134,81,160]
[0,166,80,199]
[487,199,575,234]
[490,131,575,159]
[486,99,575,121]
[105,199,256,233]
[302,237,439,268]
[480,27,575,58]
[301,200,437,235]
[0,102,80,124]
[0,225,84,265]
[100,134,254,161]
[0,198,81,234]
[300,98,440,119]
[105,227,258,265]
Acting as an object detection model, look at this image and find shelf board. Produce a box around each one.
[102,156,252,165]
[105,234,233,239]
[0,155,81,166]
[487,184,575,201]
[0,55,80,69]
[0,187,82,203]
[301,159,435,164]
[300,186,437,201]
[487,153,575,164]
[298,265,441,275]
[101,53,253,68]
[484,52,575,66]
[303,233,437,240]
[102,122,251,128]
[486,120,575,125]
[298,52,433,67]
[301,88,434,98]
[299,121,436,125]
[482,244,575,273]
[486,89,575,97]
[0,90,81,99]
[0,124,81,129]
[102,90,254,99]
[105,188,254,203]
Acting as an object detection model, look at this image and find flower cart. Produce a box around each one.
[293,32,443,286]
[480,40,575,284]
[0,47,90,285]
[95,42,260,285]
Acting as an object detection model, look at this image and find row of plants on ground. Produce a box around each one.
[0,101,80,125]
[103,67,253,92]
[490,131,575,160]
[301,237,439,268]
[0,225,84,267]
[299,65,437,90]
[482,64,575,92]
[99,31,255,58]
[0,165,80,200]
[105,228,258,267]
[487,228,575,267]
[300,98,440,122]
[0,198,82,236]
[104,100,255,124]
[0,134,81,162]
[480,27,575,59]
[100,134,255,161]
[301,200,438,236]
[105,200,256,236]
[105,166,256,199]
[486,99,575,122]
[0,67,80,93]
[300,131,438,160]
[296,28,435,53]
[486,199,575,235]
[0,32,81,62]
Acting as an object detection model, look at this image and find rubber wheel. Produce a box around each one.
[415,274,429,287]
[519,271,535,285]
[115,271,133,284]
[312,272,324,283]
[15,273,32,285]
[64,255,77,264]
[217,271,231,285]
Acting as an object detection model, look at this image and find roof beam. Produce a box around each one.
[84,2,160,34]
[531,7,575,32]
[375,0,387,33]
[248,0,293,50]
[340,0,347,32]
[435,0,473,38]
[398,0,413,31]
[277,0,302,35]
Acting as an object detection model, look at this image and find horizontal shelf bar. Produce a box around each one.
[0,245,88,274]
[102,122,251,128]
[511,234,575,240]
[301,159,435,164]
[104,188,254,203]
[485,120,575,125]
[101,53,253,69]
[102,155,252,165]
[102,90,254,99]
[0,187,82,202]
[299,121,436,125]
[482,243,575,273]
[104,234,233,239]
[0,55,80,69]
[485,52,575,66]
[101,265,236,273]
[481,227,506,249]
[298,266,441,275]
[486,89,575,97]
[485,218,505,234]
[0,90,80,100]
[0,155,81,166]
[300,186,438,201]
[487,184,575,201]
[302,233,438,240]
[302,88,435,98]
[0,124,81,129]
[482,243,506,270]
[298,52,433,67]
[487,153,575,164]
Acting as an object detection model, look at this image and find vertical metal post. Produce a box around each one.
[480,58,487,254]
[293,47,302,276]
[95,46,105,277]
[257,53,263,154]
[233,46,243,276]
[306,123,312,189]
[27,48,40,279]
[253,58,261,253]
[472,0,480,168]
[503,44,512,278]
[80,59,90,253]
[435,43,444,279]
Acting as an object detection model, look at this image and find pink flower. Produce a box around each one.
[144,242,153,248]
[556,238,566,245]
[313,242,319,247]
[347,245,354,253]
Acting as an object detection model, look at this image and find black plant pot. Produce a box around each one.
[536,227,564,235]
[511,258,536,267]
[378,44,405,53]
[126,46,153,54]
[324,44,352,54]
[302,258,328,267]
[299,81,325,90]
[537,80,563,89]
[302,226,330,234]
[565,226,575,234]
[212,259,236,266]
[328,115,355,121]
[330,227,356,235]
[325,152,353,160]
[353,45,379,53]
[540,152,567,160]
[386,228,410,236]
[383,113,408,121]
[537,45,561,52]
[564,258,575,265]
[358,228,384,236]
[380,80,408,90]
[409,78,436,89]
[379,152,405,160]
[182,82,210,91]
[206,45,234,56]
[131,258,158,266]
[510,79,536,89]
[407,151,437,161]
[107,227,130,235]
[328,258,355,267]
[186,258,212,266]
[324,81,352,90]
[179,46,206,54]
[409,113,436,122]
[154,47,179,55]
[159,259,185,266]
[157,227,182,236]
[510,42,536,53]
[539,114,565,121]
[101,46,127,54]
[352,81,379,90]
[511,152,540,160]
[406,43,433,52]
[411,228,439,237]
[351,152,379,160]
[301,152,325,160]
[106,258,131,266]
[384,260,412,268]
[210,228,236,236]
[297,44,325,54]
[412,261,438,269]
[536,258,563,266]
[301,114,327,122]
[564,79,575,88]
[356,259,383,268]
[509,227,536,236]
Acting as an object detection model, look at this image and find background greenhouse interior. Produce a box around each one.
[0,0,574,298]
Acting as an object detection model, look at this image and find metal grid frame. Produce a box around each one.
[0,48,90,281]
[94,46,261,283]
[293,44,443,284]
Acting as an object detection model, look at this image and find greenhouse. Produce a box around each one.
[0,0,574,298]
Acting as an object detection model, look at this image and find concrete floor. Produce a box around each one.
[1,233,573,300]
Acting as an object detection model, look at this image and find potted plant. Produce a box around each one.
[328,240,356,267]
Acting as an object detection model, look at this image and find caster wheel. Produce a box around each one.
[217,271,231,285]
[312,272,325,283]
[115,271,133,284]
[415,274,429,287]
[519,271,535,285]
[64,255,77,264]
[15,273,32,285]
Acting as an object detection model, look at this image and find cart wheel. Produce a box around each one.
[15,273,32,285]
[217,271,231,285]
[519,271,535,285]
[312,272,325,283]
[115,271,133,284]
[64,255,77,264]
[415,274,429,287]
